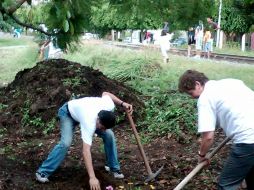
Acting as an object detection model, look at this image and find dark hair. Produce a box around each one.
[178,70,209,93]
[98,110,116,129]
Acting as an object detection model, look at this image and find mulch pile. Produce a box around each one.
[0,59,144,132]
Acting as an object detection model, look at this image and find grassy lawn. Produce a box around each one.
[64,42,254,90]
[0,36,38,85]
[0,35,36,47]
[214,47,254,57]
[179,45,254,57]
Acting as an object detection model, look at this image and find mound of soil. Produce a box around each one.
[0,59,144,131]
[0,59,240,190]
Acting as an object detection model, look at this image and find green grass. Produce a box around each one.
[179,45,254,57]
[0,36,38,85]
[64,43,254,138]
[0,36,36,47]
[64,43,254,89]
[214,47,254,57]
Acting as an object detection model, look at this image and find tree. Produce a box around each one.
[169,0,216,30]
[0,0,94,49]
[90,0,217,37]
[221,0,254,35]
[0,0,216,49]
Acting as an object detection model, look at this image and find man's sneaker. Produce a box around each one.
[112,171,124,179]
[104,165,110,172]
[36,172,49,183]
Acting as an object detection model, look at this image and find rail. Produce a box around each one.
[107,42,254,64]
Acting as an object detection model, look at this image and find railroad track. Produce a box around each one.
[109,42,254,64]
[170,48,254,64]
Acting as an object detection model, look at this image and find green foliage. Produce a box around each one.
[43,0,92,49]
[104,0,216,31]
[0,13,18,32]
[142,93,197,137]
[225,41,240,49]
[106,58,161,82]
[15,4,48,26]
[169,0,216,30]
[62,77,81,87]
[221,3,249,34]
[0,103,8,110]
[90,0,163,33]
[21,100,31,127]
[221,0,254,34]
[29,117,44,128]
[43,118,56,135]
[21,100,45,128]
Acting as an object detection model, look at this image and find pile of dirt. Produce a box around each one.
[0,59,144,133]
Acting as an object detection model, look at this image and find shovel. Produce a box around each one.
[174,135,233,190]
[126,111,164,183]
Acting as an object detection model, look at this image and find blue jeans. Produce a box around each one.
[218,143,254,190]
[37,103,120,177]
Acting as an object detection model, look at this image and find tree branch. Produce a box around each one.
[9,13,54,36]
[6,0,27,14]
[0,0,54,36]
[0,4,53,36]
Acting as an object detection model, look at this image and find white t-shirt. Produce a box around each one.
[68,95,115,145]
[198,79,254,144]
[159,34,171,51]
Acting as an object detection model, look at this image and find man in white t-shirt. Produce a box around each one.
[36,92,133,190]
[159,30,171,63]
[178,70,254,190]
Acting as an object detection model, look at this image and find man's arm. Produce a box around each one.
[82,142,101,190]
[198,131,215,162]
[102,92,133,114]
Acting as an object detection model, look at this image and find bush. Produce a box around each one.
[141,92,197,138]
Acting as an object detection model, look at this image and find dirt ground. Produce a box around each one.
[0,59,243,190]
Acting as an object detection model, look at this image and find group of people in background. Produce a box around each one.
[188,18,219,59]
[159,18,219,63]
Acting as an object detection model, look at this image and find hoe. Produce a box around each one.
[174,135,233,190]
[126,111,164,183]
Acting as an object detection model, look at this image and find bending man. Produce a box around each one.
[36,92,133,190]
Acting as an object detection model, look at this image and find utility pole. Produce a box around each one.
[216,0,222,48]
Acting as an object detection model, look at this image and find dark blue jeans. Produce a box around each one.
[218,143,254,190]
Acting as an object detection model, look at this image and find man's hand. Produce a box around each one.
[89,177,101,190]
[101,92,134,114]
[198,155,210,165]
[122,102,133,114]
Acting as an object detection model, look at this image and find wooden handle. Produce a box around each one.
[126,111,153,175]
[174,135,233,190]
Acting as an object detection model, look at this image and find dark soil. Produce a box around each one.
[0,59,243,190]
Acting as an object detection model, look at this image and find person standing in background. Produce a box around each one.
[159,29,171,63]
[187,27,195,57]
[206,17,220,52]
[194,22,204,58]
[203,29,212,59]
